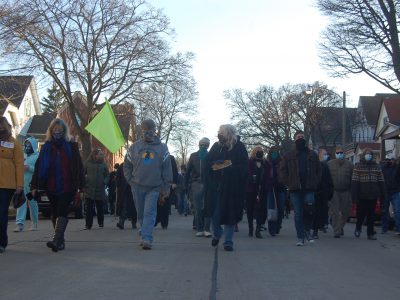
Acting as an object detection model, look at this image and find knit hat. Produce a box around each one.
[199,137,210,146]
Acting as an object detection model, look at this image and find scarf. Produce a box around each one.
[39,139,72,181]
[198,148,208,161]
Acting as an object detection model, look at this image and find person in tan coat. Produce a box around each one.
[0,116,24,253]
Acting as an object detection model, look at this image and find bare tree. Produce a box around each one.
[0,0,192,158]
[170,123,199,166]
[226,82,342,151]
[318,0,400,93]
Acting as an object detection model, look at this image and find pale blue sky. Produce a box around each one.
[148,0,391,143]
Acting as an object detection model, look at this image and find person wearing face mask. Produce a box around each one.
[205,124,248,251]
[0,116,23,254]
[312,149,333,239]
[351,148,386,240]
[30,118,85,252]
[264,146,287,237]
[327,146,353,238]
[280,130,321,246]
[123,119,172,250]
[84,148,109,229]
[14,137,40,232]
[379,154,400,235]
[245,146,266,238]
[186,137,212,237]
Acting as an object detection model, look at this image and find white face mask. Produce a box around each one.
[365,154,373,161]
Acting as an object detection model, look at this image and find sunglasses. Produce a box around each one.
[336,151,344,154]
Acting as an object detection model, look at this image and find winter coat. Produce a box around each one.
[123,136,172,193]
[116,163,135,218]
[0,136,24,189]
[186,151,208,187]
[317,161,334,201]
[279,147,321,192]
[351,160,385,202]
[204,139,248,225]
[84,159,109,201]
[327,159,353,191]
[31,141,85,193]
[380,161,400,195]
[246,158,264,194]
[23,137,39,195]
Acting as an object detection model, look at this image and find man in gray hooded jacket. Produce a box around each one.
[124,119,172,250]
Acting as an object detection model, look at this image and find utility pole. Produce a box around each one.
[342,91,346,146]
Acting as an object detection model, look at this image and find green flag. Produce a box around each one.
[85,100,125,153]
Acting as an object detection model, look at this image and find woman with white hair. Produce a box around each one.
[31,118,85,252]
[205,124,248,251]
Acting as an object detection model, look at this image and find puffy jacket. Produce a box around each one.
[85,159,109,201]
[0,136,24,189]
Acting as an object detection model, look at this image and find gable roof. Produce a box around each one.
[359,96,383,126]
[0,76,33,115]
[383,97,400,126]
[27,113,57,135]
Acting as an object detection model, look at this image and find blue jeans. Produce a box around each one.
[191,182,210,232]
[267,190,286,235]
[131,185,160,244]
[16,200,39,226]
[382,192,400,232]
[290,191,315,240]
[211,194,234,247]
[0,189,14,248]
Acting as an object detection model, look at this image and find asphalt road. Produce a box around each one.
[1,211,400,300]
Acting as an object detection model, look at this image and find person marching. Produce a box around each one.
[123,119,172,250]
[30,118,85,252]
[327,146,353,238]
[116,162,137,229]
[0,116,24,254]
[14,136,40,232]
[84,148,109,229]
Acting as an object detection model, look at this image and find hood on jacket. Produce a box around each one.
[24,136,39,154]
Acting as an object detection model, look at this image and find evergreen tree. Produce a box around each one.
[41,83,64,113]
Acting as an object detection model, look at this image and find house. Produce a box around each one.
[0,76,42,135]
[310,106,356,155]
[374,95,400,159]
[58,92,135,169]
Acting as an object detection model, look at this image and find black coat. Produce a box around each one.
[317,161,333,201]
[204,139,248,225]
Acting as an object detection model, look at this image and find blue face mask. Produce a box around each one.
[365,154,373,161]
[271,152,279,160]
[335,153,344,160]
[323,154,329,161]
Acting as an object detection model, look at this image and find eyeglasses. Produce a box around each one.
[336,152,344,154]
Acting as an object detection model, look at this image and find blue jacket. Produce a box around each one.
[24,137,39,194]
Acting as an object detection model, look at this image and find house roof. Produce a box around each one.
[0,76,33,115]
[311,107,357,146]
[27,113,57,135]
[356,142,381,151]
[383,97,400,126]
[359,96,383,126]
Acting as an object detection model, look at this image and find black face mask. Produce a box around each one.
[218,134,227,144]
[256,151,263,159]
[295,138,306,150]
[24,144,34,155]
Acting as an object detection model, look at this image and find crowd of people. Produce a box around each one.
[0,115,399,254]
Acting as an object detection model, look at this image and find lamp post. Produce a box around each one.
[342,91,346,147]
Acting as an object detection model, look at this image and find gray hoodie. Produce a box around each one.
[123,136,172,193]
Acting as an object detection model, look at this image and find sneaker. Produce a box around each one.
[142,241,152,250]
[367,234,377,240]
[305,231,314,243]
[204,231,212,238]
[196,231,204,237]
[0,246,5,253]
[13,224,23,232]
[29,225,38,231]
[354,230,361,238]
[84,226,91,230]
[296,239,304,246]
[224,245,234,252]
[260,225,267,231]
[211,238,219,247]
[116,223,124,229]
[99,224,104,228]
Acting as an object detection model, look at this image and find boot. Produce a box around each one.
[255,225,263,239]
[46,217,68,252]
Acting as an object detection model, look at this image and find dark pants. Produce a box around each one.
[85,198,104,228]
[246,192,262,231]
[313,193,328,233]
[356,198,377,236]
[48,193,73,218]
[108,192,116,215]
[156,197,171,228]
[0,189,14,248]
